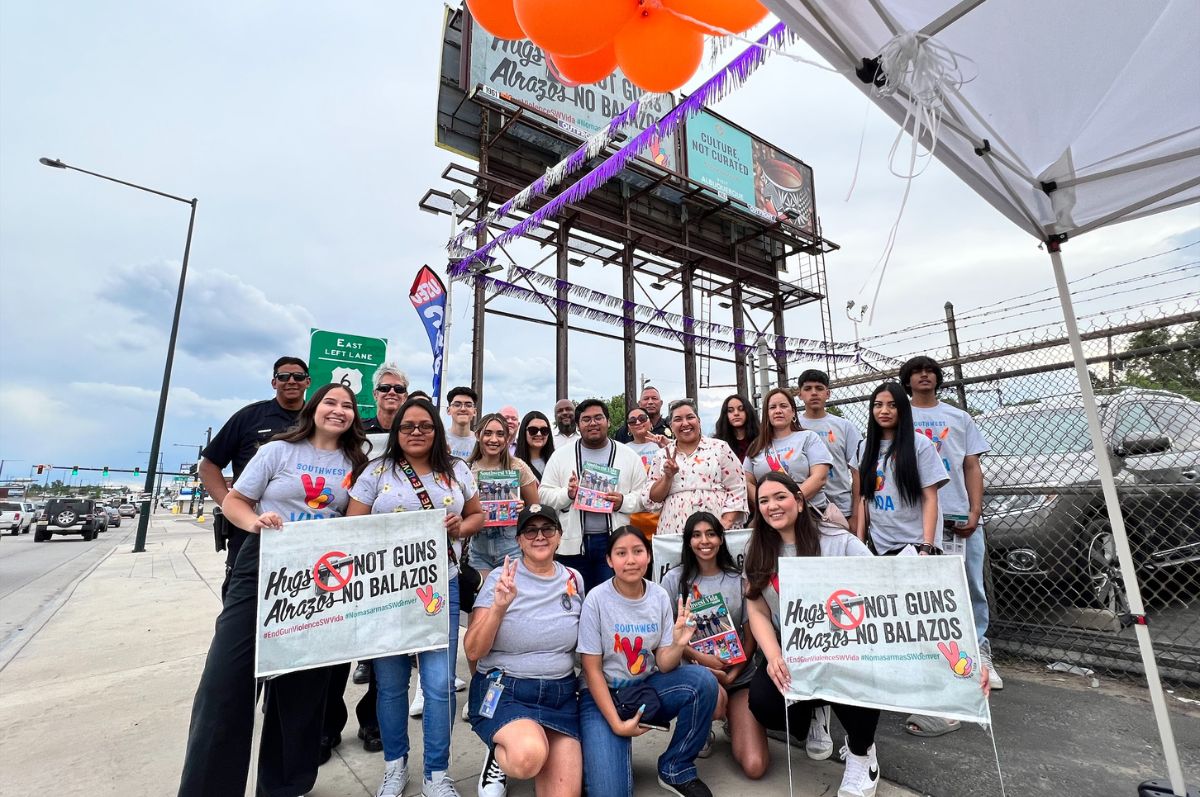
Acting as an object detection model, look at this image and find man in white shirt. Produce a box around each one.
[444,386,478,459]
[551,398,579,450]
[796,369,863,526]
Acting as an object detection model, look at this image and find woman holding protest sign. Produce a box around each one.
[515,410,556,479]
[660,511,767,778]
[713,393,760,462]
[178,383,368,797]
[577,525,719,797]
[642,398,748,538]
[743,471,881,797]
[463,504,585,797]
[467,412,540,582]
[743,388,833,513]
[346,396,484,797]
[850,383,947,557]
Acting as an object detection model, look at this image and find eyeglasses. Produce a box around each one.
[397,422,436,435]
[527,427,550,437]
[627,415,649,424]
[579,415,607,426]
[449,401,475,409]
[375,384,408,394]
[274,372,309,382]
[519,524,560,539]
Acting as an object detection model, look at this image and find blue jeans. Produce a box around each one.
[374,576,459,778]
[558,533,614,595]
[965,524,990,648]
[579,667,718,796]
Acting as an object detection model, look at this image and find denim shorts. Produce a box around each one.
[469,527,521,570]
[467,671,581,745]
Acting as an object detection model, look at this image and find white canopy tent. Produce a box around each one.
[759,0,1199,792]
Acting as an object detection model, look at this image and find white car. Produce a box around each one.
[0,502,29,535]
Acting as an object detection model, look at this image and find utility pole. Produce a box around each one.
[944,302,969,410]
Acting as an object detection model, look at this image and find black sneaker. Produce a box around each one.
[478,746,508,797]
[353,661,372,685]
[358,725,383,753]
[657,776,713,797]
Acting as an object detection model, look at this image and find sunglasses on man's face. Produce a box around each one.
[274,372,309,382]
[375,384,407,394]
[527,426,550,437]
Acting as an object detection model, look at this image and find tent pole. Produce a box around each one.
[1047,240,1188,797]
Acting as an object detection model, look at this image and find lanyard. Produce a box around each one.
[396,457,456,563]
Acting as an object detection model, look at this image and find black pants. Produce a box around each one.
[220,526,251,599]
[322,661,379,739]
[746,661,880,756]
[179,534,331,797]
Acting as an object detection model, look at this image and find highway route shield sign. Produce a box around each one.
[308,328,388,419]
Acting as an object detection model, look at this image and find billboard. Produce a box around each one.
[683,110,816,235]
[466,18,678,171]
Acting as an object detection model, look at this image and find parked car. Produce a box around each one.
[0,502,27,535]
[34,498,106,541]
[978,388,1200,615]
[117,503,137,518]
[103,505,122,528]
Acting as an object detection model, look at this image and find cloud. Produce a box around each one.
[69,380,250,420]
[98,261,313,362]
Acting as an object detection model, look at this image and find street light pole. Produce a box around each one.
[40,157,197,553]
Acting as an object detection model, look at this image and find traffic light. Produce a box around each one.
[134,466,140,477]
[102,466,109,478]
[71,465,79,476]
[35,465,45,475]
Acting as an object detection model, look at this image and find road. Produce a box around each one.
[0,518,134,667]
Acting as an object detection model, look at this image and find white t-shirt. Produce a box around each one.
[349,457,477,579]
[852,434,947,552]
[743,429,834,507]
[552,429,580,452]
[233,440,353,522]
[446,431,476,461]
[626,440,662,476]
[801,415,863,515]
[911,402,990,517]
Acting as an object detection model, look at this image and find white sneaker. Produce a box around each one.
[697,729,715,758]
[980,649,1005,690]
[454,676,467,692]
[806,705,833,760]
[478,746,508,797]
[462,699,471,721]
[422,770,461,797]
[837,742,879,797]
[376,756,408,797]
[409,689,424,718]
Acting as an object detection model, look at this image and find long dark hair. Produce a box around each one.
[274,383,369,482]
[713,394,760,450]
[745,387,802,459]
[676,512,740,602]
[858,382,922,507]
[467,412,515,469]
[382,397,459,483]
[515,410,555,473]
[744,472,821,598]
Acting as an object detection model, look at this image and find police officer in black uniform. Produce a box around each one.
[198,356,309,598]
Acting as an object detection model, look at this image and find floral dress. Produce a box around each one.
[640,437,748,536]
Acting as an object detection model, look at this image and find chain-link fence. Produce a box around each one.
[827,301,1200,688]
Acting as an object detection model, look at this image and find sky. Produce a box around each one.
[1,1,1196,487]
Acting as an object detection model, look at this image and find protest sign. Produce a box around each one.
[255,510,450,678]
[778,556,990,725]
[652,528,751,584]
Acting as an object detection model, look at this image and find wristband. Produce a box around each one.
[916,542,942,555]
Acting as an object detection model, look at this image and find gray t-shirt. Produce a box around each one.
[233,440,353,522]
[447,432,477,461]
[475,559,584,679]
[760,532,872,629]
[578,578,675,688]
[349,457,477,579]
[911,402,991,517]
[660,568,754,687]
[744,430,834,507]
[801,415,863,515]
[851,434,947,553]
[579,440,614,534]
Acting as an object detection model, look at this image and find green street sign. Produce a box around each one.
[173,476,187,483]
[308,328,389,418]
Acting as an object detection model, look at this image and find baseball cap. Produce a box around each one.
[517,503,561,533]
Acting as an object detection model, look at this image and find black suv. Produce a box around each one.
[978,388,1200,615]
[35,498,107,541]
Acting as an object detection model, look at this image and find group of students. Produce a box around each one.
[177,356,995,797]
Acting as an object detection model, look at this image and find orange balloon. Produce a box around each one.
[615,8,704,94]
[549,44,618,86]
[466,0,525,39]
[514,0,638,57]
[661,0,768,35]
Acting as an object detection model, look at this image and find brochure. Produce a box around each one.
[687,592,747,665]
[479,469,520,527]
[573,462,620,513]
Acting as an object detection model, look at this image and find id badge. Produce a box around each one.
[480,678,505,719]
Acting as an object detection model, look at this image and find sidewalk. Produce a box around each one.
[0,515,917,797]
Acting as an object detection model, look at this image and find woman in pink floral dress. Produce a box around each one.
[641,399,749,537]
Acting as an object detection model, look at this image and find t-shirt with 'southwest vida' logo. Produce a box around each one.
[232,440,353,522]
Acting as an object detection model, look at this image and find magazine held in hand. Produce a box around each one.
[688,592,746,665]
[479,470,520,527]
[573,462,620,513]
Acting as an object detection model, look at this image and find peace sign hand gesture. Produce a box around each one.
[661,447,680,480]
[494,555,519,610]
[671,596,697,647]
